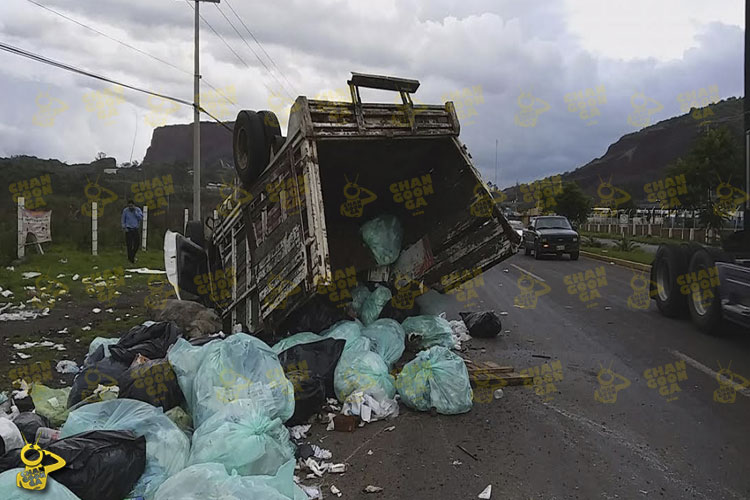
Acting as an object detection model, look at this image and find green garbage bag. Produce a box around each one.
[334,349,396,402]
[168,334,294,427]
[0,468,80,499]
[271,332,321,355]
[360,215,403,265]
[402,315,454,349]
[350,285,371,314]
[396,346,473,414]
[361,319,406,368]
[60,399,190,499]
[155,460,306,500]
[30,384,71,427]
[360,285,392,326]
[87,336,119,358]
[189,399,295,476]
[320,320,371,353]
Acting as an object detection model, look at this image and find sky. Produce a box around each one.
[0,0,744,187]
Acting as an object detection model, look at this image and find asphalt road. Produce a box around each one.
[314,253,750,500]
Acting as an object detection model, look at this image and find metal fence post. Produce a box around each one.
[142,205,148,250]
[184,208,189,233]
[17,196,24,259]
[92,201,98,256]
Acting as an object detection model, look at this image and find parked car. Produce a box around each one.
[508,220,524,239]
[522,215,579,260]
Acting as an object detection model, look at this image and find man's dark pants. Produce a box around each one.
[125,228,140,263]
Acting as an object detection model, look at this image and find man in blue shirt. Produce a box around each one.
[121,199,143,263]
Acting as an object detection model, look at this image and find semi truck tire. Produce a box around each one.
[651,244,688,318]
[686,249,724,335]
[233,110,269,188]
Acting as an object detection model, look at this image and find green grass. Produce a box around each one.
[580,245,655,265]
[0,243,164,305]
[580,231,716,247]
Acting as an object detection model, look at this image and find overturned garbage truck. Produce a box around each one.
[167,73,519,337]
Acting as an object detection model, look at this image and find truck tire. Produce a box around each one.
[651,244,688,318]
[258,110,281,140]
[233,110,269,188]
[534,241,542,260]
[686,249,723,335]
[185,220,205,249]
[570,251,579,261]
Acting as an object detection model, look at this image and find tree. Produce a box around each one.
[554,182,593,226]
[95,152,107,161]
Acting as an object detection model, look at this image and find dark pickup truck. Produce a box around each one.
[522,215,580,260]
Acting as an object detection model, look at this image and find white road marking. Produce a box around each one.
[510,264,545,282]
[670,350,750,399]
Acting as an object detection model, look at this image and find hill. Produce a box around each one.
[142,121,234,169]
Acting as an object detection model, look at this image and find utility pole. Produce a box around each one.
[193,0,220,223]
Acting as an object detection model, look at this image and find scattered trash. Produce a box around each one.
[58,327,69,334]
[0,290,13,298]
[125,268,166,274]
[360,214,403,266]
[457,444,478,461]
[56,360,80,374]
[329,463,346,473]
[0,308,50,321]
[449,319,472,350]
[364,485,384,493]
[396,346,473,415]
[105,308,114,313]
[605,306,612,310]
[82,325,92,331]
[331,484,342,497]
[72,274,80,281]
[452,460,462,466]
[402,315,454,350]
[494,389,504,399]
[16,353,30,360]
[498,311,508,316]
[367,450,373,455]
[289,424,312,440]
[384,425,396,432]
[21,271,41,279]
[478,484,492,499]
[531,354,551,359]
[93,308,102,313]
[299,483,322,499]
[342,389,399,423]
[459,311,502,338]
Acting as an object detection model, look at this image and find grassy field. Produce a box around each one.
[580,245,655,265]
[580,231,719,247]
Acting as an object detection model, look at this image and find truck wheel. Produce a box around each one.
[686,249,723,335]
[524,241,531,256]
[185,220,206,249]
[233,110,270,188]
[258,110,281,141]
[534,242,542,260]
[570,251,579,261]
[651,244,688,318]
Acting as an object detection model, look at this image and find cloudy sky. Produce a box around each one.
[0,0,743,187]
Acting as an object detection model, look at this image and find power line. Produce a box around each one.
[24,0,235,107]
[0,41,232,132]
[220,0,298,98]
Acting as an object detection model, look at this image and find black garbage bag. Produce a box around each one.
[118,358,184,411]
[285,372,326,426]
[67,357,129,408]
[12,412,50,443]
[109,321,182,365]
[0,430,146,500]
[278,295,348,335]
[277,338,346,398]
[459,311,502,338]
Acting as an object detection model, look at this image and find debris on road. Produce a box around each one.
[457,444,479,461]
[331,484,342,497]
[478,484,492,499]
[460,311,503,338]
[364,485,384,493]
[55,360,79,374]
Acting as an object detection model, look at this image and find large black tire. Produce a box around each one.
[534,241,542,260]
[686,249,724,335]
[524,241,532,256]
[185,220,205,249]
[651,244,689,318]
[258,110,281,141]
[570,251,579,261]
[233,110,271,188]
